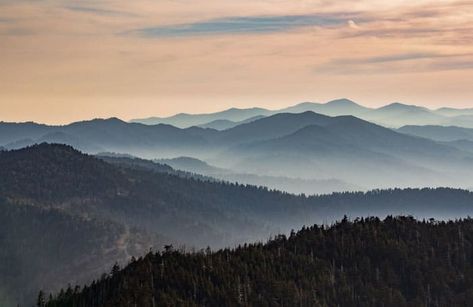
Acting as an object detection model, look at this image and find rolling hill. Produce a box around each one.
[3,111,473,192]
[131,107,271,128]
[211,112,473,188]
[280,98,371,117]
[435,107,473,117]
[4,144,473,305]
[0,118,211,158]
[0,201,151,307]
[157,156,359,195]
[399,125,473,142]
[197,115,266,130]
[361,102,444,127]
[130,99,370,127]
[45,216,473,307]
[131,99,473,129]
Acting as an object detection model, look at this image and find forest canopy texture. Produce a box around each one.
[2,144,473,306]
[45,216,473,307]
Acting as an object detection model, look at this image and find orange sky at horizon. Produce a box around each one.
[1,0,472,124]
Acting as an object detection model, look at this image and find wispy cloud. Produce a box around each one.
[317,52,473,75]
[344,53,440,64]
[1,0,473,121]
[66,5,137,17]
[430,59,473,71]
[131,14,361,37]
[0,17,15,23]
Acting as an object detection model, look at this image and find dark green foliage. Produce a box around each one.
[0,143,128,201]
[0,200,134,306]
[3,144,473,306]
[46,217,473,307]
[37,291,45,307]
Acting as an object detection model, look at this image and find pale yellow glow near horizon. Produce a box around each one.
[0,0,472,124]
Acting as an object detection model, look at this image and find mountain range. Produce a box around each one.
[208,112,473,188]
[1,100,471,305]
[131,99,473,129]
[45,216,473,307]
[131,107,272,128]
[0,118,211,158]
[399,125,473,142]
[398,125,473,154]
[4,144,473,305]
[156,156,358,195]
[2,110,473,193]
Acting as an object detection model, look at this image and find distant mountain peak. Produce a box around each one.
[386,102,410,108]
[271,110,330,119]
[162,156,211,168]
[326,98,360,106]
[12,142,80,154]
[290,101,318,107]
[437,107,473,112]
[70,117,126,126]
[89,117,123,122]
[380,102,429,112]
[101,117,127,124]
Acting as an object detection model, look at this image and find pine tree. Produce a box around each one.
[37,290,45,307]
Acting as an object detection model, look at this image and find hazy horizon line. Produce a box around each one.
[1,98,472,126]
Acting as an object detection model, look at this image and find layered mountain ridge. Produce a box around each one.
[3,110,473,193]
[46,216,473,307]
[131,99,473,128]
[3,144,473,305]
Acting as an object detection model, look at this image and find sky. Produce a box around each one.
[0,0,472,124]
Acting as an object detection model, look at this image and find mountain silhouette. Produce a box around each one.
[131,99,473,128]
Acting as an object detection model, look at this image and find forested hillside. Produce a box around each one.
[5,0,473,305]
[3,111,473,193]
[0,200,154,306]
[44,216,473,307]
[3,144,473,305]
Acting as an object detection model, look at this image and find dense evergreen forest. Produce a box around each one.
[2,144,473,305]
[0,200,142,306]
[44,216,473,307]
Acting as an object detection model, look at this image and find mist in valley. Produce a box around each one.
[2,101,473,305]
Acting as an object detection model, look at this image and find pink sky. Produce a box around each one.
[0,0,472,124]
